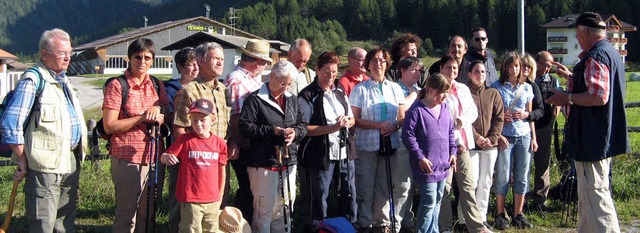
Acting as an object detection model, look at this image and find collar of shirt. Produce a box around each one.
[194,76,222,90]
[578,38,607,59]
[124,69,151,88]
[235,65,258,79]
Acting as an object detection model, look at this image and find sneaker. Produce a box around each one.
[483,221,493,231]
[494,212,511,230]
[512,214,534,229]
[439,227,452,233]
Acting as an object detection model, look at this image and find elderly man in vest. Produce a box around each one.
[0,28,88,232]
[547,12,629,233]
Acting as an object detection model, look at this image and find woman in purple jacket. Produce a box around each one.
[402,73,457,233]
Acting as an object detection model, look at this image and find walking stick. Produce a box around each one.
[561,160,577,227]
[276,145,292,233]
[0,180,20,233]
[380,135,397,233]
[146,123,159,233]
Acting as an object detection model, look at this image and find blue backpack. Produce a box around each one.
[0,68,45,157]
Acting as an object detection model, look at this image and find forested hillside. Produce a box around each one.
[225,0,640,61]
[1,0,638,62]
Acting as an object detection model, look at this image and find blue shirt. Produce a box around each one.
[491,81,533,137]
[1,69,81,147]
[164,79,183,113]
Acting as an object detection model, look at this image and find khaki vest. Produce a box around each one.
[21,63,88,173]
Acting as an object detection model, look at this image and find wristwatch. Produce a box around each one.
[568,94,574,105]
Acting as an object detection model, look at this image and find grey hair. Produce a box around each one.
[270,60,297,81]
[39,28,70,51]
[588,27,606,36]
[289,38,311,53]
[348,47,364,58]
[195,42,223,59]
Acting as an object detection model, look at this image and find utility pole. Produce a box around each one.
[143,16,148,27]
[518,0,525,54]
[229,7,239,36]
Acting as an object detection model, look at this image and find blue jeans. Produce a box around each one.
[415,180,445,233]
[495,134,532,195]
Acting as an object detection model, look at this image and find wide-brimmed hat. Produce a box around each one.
[218,207,251,233]
[241,39,273,62]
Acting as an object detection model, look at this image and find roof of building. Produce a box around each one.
[0,49,18,60]
[74,16,263,51]
[162,31,289,53]
[7,60,31,70]
[542,14,637,32]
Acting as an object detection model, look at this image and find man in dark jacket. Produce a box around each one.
[239,60,308,233]
[547,12,629,232]
[464,27,499,86]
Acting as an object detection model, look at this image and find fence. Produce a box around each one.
[0,71,23,101]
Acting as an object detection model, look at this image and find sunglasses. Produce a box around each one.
[134,55,153,61]
[474,37,488,42]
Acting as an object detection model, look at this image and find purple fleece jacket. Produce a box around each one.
[402,100,456,183]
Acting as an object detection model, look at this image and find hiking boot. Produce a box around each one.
[482,221,493,231]
[454,223,468,233]
[494,212,511,230]
[512,214,534,229]
[439,227,452,233]
[358,227,372,233]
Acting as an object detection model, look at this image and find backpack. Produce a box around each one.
[94,75,161,150]
[0,68,46,157]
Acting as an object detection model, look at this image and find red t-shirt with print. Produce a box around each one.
[165,132,228,203]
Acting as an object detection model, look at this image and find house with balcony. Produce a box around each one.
[542,14,636,65]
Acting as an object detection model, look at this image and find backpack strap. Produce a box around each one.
[104,75,130,118]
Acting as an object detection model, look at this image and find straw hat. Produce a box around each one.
[218,207,251,233]
[241,39,273,62]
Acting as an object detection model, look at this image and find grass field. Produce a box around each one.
[0,79,639,232]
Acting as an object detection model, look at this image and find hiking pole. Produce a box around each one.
[276,145,291,233]
[381,135,397,233]
[283,144,293,233]
[561,160,577,227]
[146,123,159,233]
[0,180,21,233]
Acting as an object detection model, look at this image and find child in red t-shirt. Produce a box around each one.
[161,98,227,232]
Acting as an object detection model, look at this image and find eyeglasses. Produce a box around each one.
[45,48,72,58]
[349,57,365,63]
[372,59,387,64]
[474,37,487,42]
[134,55,153,61]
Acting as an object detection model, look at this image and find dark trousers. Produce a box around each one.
[231,159,253,223]
[532,123,554,204]
[298,159,357,227]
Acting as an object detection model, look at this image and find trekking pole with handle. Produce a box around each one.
[276,144,292,233]
[146,123,159,233]
[380,135,397,233]
[0,179,21,233]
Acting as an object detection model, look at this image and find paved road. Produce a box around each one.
[69,76,103,110]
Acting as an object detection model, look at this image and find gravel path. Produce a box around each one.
[68,76,103,110]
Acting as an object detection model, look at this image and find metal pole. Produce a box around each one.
[518,0,525,54]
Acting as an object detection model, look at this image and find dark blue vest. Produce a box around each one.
[564,39,630,161]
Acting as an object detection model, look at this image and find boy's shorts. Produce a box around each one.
[179,201,222,233]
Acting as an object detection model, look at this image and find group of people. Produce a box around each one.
[0,11,629,233]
